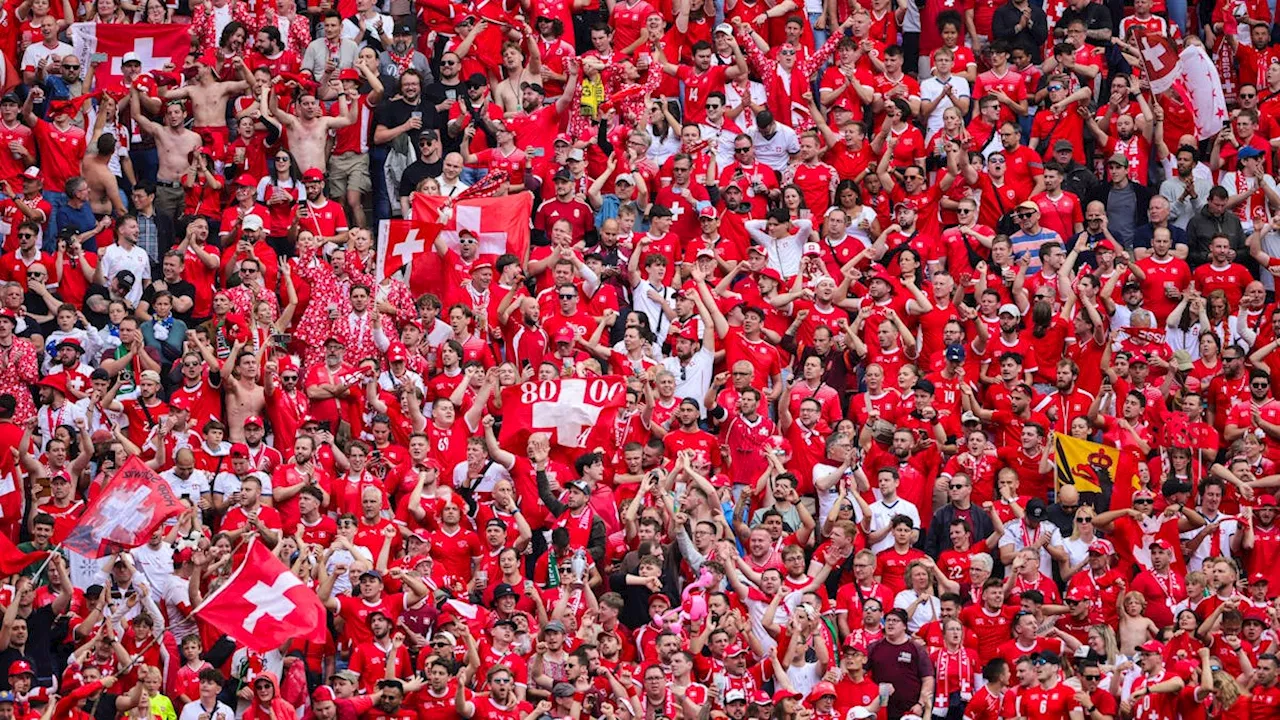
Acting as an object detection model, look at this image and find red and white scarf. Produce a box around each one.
[932,647,974,712]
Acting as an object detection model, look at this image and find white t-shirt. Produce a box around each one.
[99,243,151,306]
[662,346,714,404]
[749,124,801,172]
[179,700,234,720]
[20,42,73,71]
[867,497,921,553]
[919,75,971,138]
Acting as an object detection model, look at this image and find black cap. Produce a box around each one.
[466,73,488,89]
[393,21,414,34]
[521,82,546,96]
[1025,498,1047,521]
[0,94,18,105]
[1033,651,1062,666]
[490,583,519,602]
[553,168,572,182]
[912,379,935,395]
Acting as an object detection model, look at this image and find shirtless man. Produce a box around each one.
[129,88,202,222]
[81,135,126,217]
[162,52,254,157]
[222,342,266,443]
[270,89,355,174]
[492,26,543,115]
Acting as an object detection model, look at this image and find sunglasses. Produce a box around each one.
[16,234,33,239]
[949,484,967,490]
[1015,212,1034,219]
[1241,93,1257,99]
[440,60,457,65]
[558,294,576,300]
[706,104,723,110]
[734,147,751,154]
[1075,517,1092,523]
[1133,499,1154,505]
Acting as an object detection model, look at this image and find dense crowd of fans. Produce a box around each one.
[6,0,1280,717]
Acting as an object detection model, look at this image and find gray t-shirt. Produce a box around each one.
[1108,184,1138,247]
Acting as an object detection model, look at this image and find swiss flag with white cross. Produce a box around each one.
[68,23,191,87]
[400,192,533,294]
[193,537,328,652]
[499,377,629,463]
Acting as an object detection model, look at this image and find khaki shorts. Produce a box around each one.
[327,152,371,196]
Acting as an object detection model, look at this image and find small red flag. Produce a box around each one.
[0,531,47,575]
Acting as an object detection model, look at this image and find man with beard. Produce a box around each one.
[272,435,332,532]
[371,69,432,221]
[270,92,355,177]
[1160,145,1212,229]
[126,90,202,223]
[1188,186,1246,266]
[1087,153,1153,250]
[398,131,445,215]
[377,23,429,87]
[348,613,411,693]
[507,62,582,155]
[1020,652,1083,720]
[537,475,607,567]
[1034,359,1095,435]
[295,168,351,247]
[33,374,84,451]
[1226,369,1280,454]
[661,299,716,403]
[455,665,534,720]
[1120,642,1182,719]
[251,26,300,76]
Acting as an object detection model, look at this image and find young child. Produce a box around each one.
[173,634,212,708]
[1118,591,1159,656]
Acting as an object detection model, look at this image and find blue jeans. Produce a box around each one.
[129,146,159,187]
[1166,0,1187,32]
[809,11,828,51]
[461,167,488,186]
[43,190,67,249]
[371,146,391,224]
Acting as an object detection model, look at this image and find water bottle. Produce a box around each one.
[571,549,587,582]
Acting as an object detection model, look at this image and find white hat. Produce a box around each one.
[122,52,142,65]
[242,214,265,232]
[714,22,733,35]
[850,710,874,720]
[998,303,1022,318]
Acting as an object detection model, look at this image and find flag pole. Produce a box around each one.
[118,634,160,675]
[29,544,60,582]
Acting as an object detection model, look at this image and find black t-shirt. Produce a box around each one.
[398,158,445,197]
[372,96,434,149]
[0,605,57,688]
[141,279,197,327]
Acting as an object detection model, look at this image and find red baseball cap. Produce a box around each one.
[243,415,263,428]
[387,344,409,363]
[756,268,783,284]
[229,443,250,458]
[8,661,32,677]
[1137,640,1164,655]
[1260,494,1279,508]
[301,168,326,183]
[751,691,772,705]
[1149,538,1174,552]
[312,686,337,704]
[233,173,257,187]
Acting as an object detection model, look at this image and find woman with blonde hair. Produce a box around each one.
[1059,504,1099,582]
